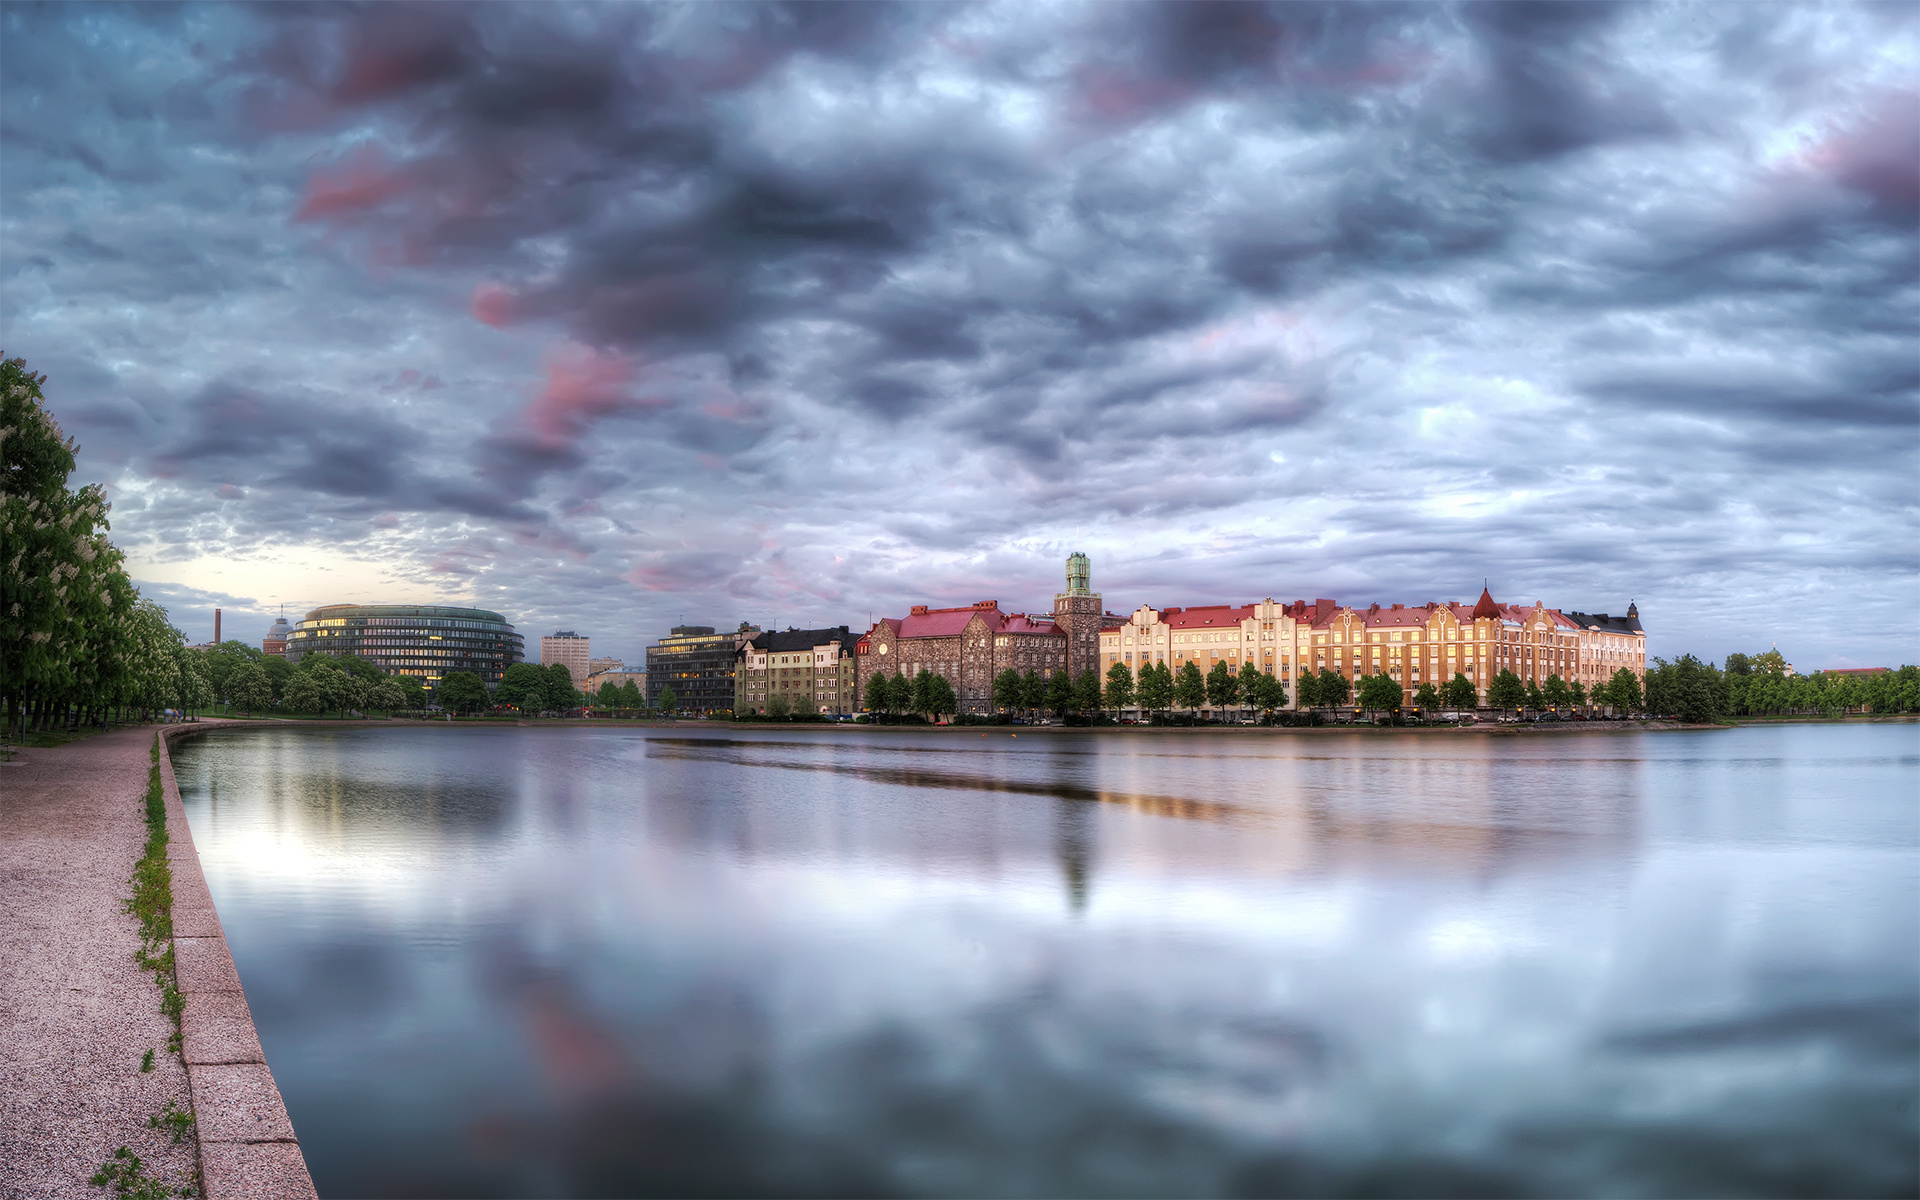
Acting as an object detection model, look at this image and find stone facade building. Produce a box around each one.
[856,552,1120,715]
[541,631,591,687]
[736,627,858,715]
[1096,587,1646,711]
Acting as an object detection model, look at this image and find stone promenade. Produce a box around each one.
[0,723,316,1200]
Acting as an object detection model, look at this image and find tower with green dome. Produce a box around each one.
[1052,550,1105,680]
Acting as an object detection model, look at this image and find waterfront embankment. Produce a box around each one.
[0,721,316,1200]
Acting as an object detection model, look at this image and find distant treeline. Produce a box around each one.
[1642,651,1918,724]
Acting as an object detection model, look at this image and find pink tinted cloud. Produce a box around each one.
[293,145,415,221]
[1802,93,1920,214]
[518,342,666,448]
[472,282,517,328]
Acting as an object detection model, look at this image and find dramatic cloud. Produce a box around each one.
[3,1,1914,667]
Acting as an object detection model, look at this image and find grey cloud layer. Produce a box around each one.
[3,1,1914,666]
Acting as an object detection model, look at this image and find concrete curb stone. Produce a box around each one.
[158,724,317,1200]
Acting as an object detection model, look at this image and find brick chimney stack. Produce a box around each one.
[214,608,221,645]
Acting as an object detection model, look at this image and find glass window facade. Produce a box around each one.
[645,625,742,714]
[283,605,524,688]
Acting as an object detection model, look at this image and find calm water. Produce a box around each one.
[173,724,1919,1198]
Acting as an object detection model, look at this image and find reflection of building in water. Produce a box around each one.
[857,552,1124,715]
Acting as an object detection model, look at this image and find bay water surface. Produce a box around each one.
[172,723,1918,1197]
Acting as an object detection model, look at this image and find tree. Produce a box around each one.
[1173,661,1207,711]
[1601,666,1642,714]
[657,683,678,715]
[925,672,958,719]
[282,671,329,716]
[1295,667,1322,710]
[1104,662,1135,713]
[1237,662,1264,718]
[1442,672,1478,710]
[495,662,550,713]
[436,671,489,715]
[765,694,791,719]
[1045,669,1075,715]
[1357,673,1403,717]
[1413,680,1441,713]
[1644,655,1724,723]
[1316,668,1350,709]
[1205,660,1238,713]
[1137,661,1174,716]
[1246,670,1287,715]
[1072,670,1102,715]
[1542,673,1572,710]
[1021,670,1047,714]
[1524,679,1545,712]
[1569,679,1587,709]
[229,661,274,715]
[865,672,897,715]
[1488,669,1526,714]
[993,668,1025,714]
[544,662,579,713]
[371,679,407,713]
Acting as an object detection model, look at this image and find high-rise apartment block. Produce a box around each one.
[541,631,591,687]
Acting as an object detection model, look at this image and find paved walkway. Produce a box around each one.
[0,725,198,1199]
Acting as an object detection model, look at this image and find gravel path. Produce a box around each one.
[0,725,199,1199]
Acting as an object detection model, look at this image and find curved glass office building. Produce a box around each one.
[284,605,524,689]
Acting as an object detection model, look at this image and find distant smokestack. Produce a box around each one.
[215,609,221,646]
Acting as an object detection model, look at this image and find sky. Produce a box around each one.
[4,1,1915,670]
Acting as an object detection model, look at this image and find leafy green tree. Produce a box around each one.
[1021,669,1047,713]
[544,663,579,712]
[1316,668,1351,708]
[1443,672,1478,709]
[1524,679,1545,711]
[1072,670,1102,715]
[926,672,958,719]
[993,668,1025,714]
[261,655,293,704]
[1104,662,1135,712]
[1246,669,1287,714]
[657,683,678,714]
[1542,674,1572,710]
[495,662,550,713]
[1644,655,1724,722]
[1724,652,1752,677]
[1413,680,1441,713]
[1137,661,1174,715]
[1357,673,1403,716]
[864,672,896,715]
[1237,662,1263,716]
[174,646,213,712]
[1295,667,1322,710]
[1569,679,1587,709]
[436,671,489,715]
[765,693,792,719]
[1173,661,1207,711]
[229,661,274,715]
[282,671,329,716]
[371,679,407,713]
[1205,660,1238,712]
[910,669,936,717]
[1488,670,1526,714]
[1601,667,1641,714]
[1045,669,1074,715]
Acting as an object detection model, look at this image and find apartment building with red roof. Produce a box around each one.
[856,552,1122,714]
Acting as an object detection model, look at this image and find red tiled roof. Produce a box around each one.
[1471,588,1501,621]
[1825,667,1889,675]
[1165,604,1254,629]
[886,604,1064,639]
[1362,604,1429,629]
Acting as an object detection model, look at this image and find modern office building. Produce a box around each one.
[645,625,755,714]
[541,631,591,686]
[283,605,524,689]
[736,627,858,715]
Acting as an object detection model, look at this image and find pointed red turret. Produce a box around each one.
[1472,587,1500,621]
